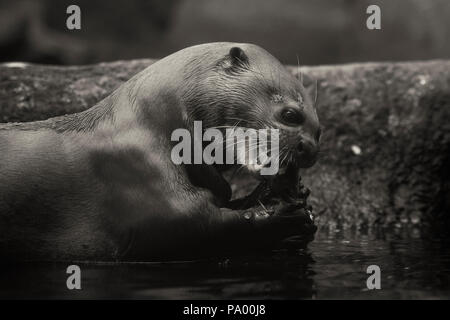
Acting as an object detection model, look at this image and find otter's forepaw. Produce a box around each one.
[245,201,317,248]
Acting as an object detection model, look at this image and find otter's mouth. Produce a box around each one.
[244,161,292,176]
[240,148,317,176]
[227,163,317,223]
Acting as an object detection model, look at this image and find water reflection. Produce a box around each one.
[1,227,450,299]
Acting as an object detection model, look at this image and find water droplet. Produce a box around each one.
[351,145,362,155]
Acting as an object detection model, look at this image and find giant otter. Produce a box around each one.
[0,43,320,261]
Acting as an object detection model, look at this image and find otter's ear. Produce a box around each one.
[218,46,249,73]
[229,47,248,64]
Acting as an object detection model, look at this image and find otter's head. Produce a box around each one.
[183,43,321,173]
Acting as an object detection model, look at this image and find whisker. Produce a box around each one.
[296,54,303,85]
[314,79,318,106]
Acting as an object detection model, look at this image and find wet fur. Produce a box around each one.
[0,42,319,261]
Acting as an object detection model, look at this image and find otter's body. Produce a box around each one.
[0,43,320,261]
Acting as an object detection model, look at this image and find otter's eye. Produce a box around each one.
[279,108,304,126]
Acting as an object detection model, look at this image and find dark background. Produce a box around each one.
[0,0,449,66]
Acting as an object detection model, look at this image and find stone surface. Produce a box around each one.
[1,59,449,231]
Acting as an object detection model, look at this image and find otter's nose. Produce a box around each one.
[296,139,318,168]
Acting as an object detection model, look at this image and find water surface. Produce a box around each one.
[1,227,449,299]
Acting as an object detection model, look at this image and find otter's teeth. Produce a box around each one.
[306,209,315,222]
[246,163,264,172]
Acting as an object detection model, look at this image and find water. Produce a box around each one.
[1,227,450,299]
